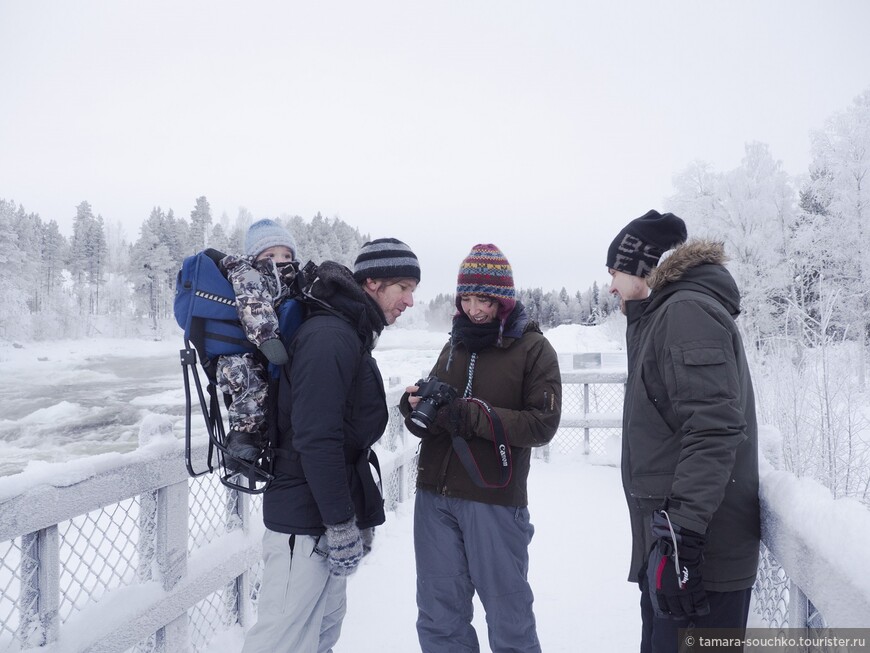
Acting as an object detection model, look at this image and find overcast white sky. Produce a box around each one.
[2,1,870,300]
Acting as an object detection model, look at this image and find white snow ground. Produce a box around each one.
[207,451,641,653]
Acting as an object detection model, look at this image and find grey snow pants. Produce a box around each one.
[414,489,541,653]
[242,528,347,653]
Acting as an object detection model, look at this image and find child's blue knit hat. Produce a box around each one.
[245,219,298,260]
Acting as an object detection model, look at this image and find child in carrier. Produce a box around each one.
[217,218,299,471]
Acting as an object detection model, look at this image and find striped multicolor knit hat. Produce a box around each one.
[455,243,516,321]
[353,237,421,283]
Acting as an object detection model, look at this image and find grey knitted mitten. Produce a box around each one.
[258,338,289,366]
[324,519,364,577]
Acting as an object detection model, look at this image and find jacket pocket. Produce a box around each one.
[625,367,681,479]
[669,341,734,401]
[629,471,673,501]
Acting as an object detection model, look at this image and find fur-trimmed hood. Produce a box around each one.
[646,239,741,317]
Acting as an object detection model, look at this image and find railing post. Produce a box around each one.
[787,581,807,628]
[134,488,160,652]
[224,485,248,628]
[19,526,59,649]
[399,458,408,503]
[583,383,590,455]
[396,422,408,503]
[155,480,190,651]
[139,490,158,582]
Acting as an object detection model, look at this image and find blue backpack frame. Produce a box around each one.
[175,248,306,493]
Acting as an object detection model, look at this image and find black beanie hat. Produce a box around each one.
[606,210,687,278]
[353,238,421,283]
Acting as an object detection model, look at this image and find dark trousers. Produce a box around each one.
[640,575,752,653]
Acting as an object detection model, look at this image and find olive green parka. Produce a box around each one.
[621,240,760,592]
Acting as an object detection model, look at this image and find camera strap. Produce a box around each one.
[451,397,512,489]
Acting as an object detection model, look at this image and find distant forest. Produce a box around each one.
[0,197,613,341]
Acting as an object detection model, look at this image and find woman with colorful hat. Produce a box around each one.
[400,244,562,653]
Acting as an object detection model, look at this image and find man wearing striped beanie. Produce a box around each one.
[352,237,421,325]
[353,237,421,283]
[246,236,420,653]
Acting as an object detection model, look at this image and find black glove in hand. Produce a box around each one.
[646,510,710,619]
[433,398,474,439]
[324,519,364,577]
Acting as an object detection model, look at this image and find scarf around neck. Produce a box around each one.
[451,312,502,353]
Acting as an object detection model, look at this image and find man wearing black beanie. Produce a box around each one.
[606,210,760,653]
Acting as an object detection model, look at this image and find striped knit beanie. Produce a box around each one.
[353,238,421,283]
[455,243,516,321]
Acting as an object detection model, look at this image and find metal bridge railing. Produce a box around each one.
[0,371,866,651]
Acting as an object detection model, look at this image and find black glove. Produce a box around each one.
[646,510,710,619]
[433,398,475,439]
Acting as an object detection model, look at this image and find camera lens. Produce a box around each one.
[410,400,438,429]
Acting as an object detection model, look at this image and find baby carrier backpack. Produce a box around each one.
[174,248,315,493]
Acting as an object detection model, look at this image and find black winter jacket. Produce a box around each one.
[262,261,389,535]
[621,240,760,592]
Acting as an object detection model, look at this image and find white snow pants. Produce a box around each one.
[242,528,347,653]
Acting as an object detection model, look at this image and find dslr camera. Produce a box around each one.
[409,376,458,429]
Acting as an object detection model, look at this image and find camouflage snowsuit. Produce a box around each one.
[216,255,290,434]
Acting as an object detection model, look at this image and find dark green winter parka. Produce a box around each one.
[621,240,760,592]
[400,305,562,507]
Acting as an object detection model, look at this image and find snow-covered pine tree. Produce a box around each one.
[188,195,212,253]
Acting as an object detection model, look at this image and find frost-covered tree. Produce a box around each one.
[188,196,212,253]
[424,293,456,331]
[208,223,230,253]
[786,168,837,352]
[669,142,797,346]
[68,201,108,316]
[102,219,133,319]
[129,207,176,329]
[0,200,79,339]
[228,207,254,253]
[807,88,870,384]
[42,219,67,302]
[164,209,189,264]
[0,200,31,339]
[12,206,43,313]
[280,212,367,266]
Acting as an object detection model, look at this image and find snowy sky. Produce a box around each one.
[2,1,870,300]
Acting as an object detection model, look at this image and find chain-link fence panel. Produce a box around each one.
[382,451,419,512]
[381,405,406,452]
[551,381,624,455]
[58,499,140,624]
[190,585,231,651]
[0,539,23,650]
[189,473,230,553]
[752,542,790,628]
